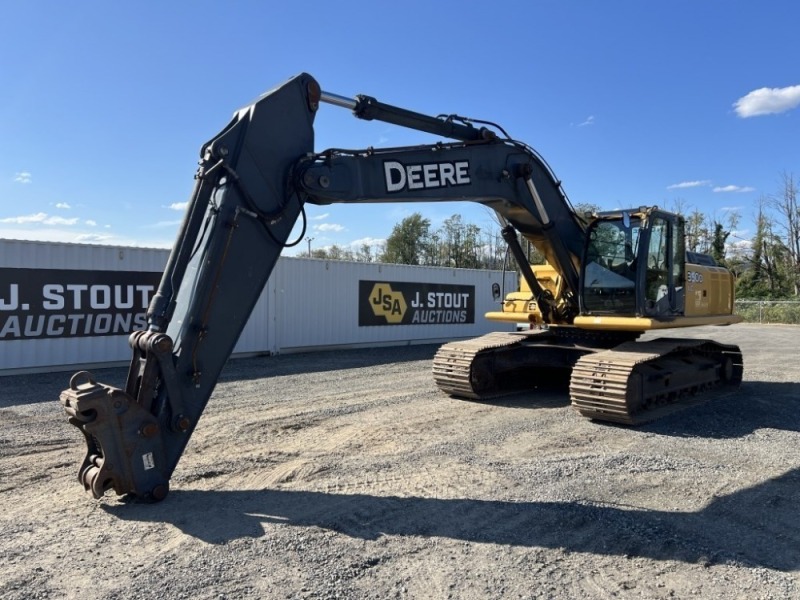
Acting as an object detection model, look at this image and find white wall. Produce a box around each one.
[0,239,516,373]
[271,258,515,352]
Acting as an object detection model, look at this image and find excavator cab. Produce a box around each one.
[580,208,685,319]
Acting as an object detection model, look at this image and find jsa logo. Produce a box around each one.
[369,283,407,324]
[384,160,470,193]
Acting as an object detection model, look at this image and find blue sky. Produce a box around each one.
[1,1,798,255]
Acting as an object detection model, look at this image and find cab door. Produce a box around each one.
[641,212,685,317]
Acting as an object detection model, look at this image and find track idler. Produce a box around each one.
[60,371,170,501]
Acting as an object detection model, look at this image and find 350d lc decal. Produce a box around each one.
[687,271,704,284]
[359,280,475,326]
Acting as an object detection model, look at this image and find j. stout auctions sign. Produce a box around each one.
[0,268,160,340]
[359,280,475,326]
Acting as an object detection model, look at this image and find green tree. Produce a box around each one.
[710,222,730,265]
[381,213,431,265]
[439,214,483,268]
[296,244,355,261]
[355,243,376,263]
[685,209,709,253]
[736,199,792,298]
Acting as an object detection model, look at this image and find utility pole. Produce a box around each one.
[304,236,315,256]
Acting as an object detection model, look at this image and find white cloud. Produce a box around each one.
[75,233,115,243]
[55,202,72,209]
[666,180,711,190]
[149,219,183,228]
[0,212,48,224]
[0,222,174,247]
[349,237,385,247]
[578,115,595,127]
[0,227,76,243]
[730,239,752,250]
[167,202,188,211]
[713,185,755,193]
[0,212,80,226]
[13,171,31,184]
[43,216,80,225]
[734,84,800,117]
[314,223,345,233]
[312,212,330,220]
[85,219,97,226]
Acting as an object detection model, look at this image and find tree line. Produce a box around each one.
[671,172,799,300]
[297,172,800,300]
[299,213,514,270]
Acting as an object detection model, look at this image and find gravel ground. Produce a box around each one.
[1,322,799,599]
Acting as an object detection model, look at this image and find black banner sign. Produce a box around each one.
[0,268,161,340]
[359,280,475,326]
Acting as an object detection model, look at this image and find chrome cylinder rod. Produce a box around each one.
[320,91,357,110]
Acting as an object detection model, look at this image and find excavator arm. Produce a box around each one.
[298,142,584,300]
[59,73,586,501]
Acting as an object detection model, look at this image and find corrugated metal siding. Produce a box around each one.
[0,238,169,272]
[0,240,172,370]
[1,240,518,372]
[233,288,272,353]
[0,239,273,371]
[273,258,516,351]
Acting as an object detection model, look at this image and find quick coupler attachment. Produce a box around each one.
[60,371,170,501]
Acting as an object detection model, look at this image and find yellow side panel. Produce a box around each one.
[573,313,742,331]
[487,260,740,329]
[487,291,540,323]
[684,264,736,317]
[486,264,560,326]
[485,311,534,324]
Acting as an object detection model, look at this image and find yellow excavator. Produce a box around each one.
[60,73,742,501]
[434,207,742,424]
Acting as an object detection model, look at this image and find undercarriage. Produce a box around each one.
[432,328,743,424]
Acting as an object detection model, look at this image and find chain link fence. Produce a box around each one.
[734,300,800,324]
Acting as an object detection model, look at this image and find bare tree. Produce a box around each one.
[737,196,793,298]
[355,243,375,263]
[768,172,800,295]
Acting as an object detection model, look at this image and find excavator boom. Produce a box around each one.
[59,73,583,500]
[62,74,318,500]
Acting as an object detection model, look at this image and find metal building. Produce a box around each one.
[0,239,516,373]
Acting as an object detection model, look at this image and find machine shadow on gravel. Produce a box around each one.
[457,379,800,438]
[104,466,800,571]
[466,366,573,410]
[635,381,800,439]
[0,345,440,407]
[217,345,441,383]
